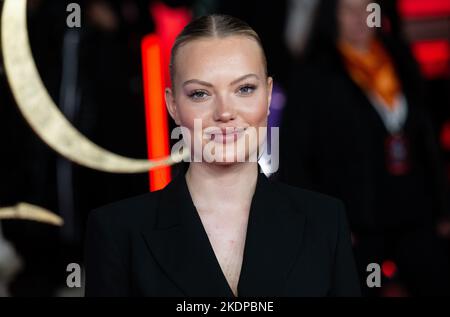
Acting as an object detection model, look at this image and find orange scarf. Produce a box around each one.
[338,39,401,110]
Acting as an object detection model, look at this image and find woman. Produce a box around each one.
[84,14,360,297]
[280,0,450,296]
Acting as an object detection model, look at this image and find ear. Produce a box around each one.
[165,87,180,125]
[266,76,273,116]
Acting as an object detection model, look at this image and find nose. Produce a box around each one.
[213,94,236,122]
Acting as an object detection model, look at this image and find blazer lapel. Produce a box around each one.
[141,172,234,297]
[237,172,306,296]
[141,169,306,297]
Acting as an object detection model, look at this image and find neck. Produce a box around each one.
[185,162,259,215]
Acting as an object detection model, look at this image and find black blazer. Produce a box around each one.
[84,170,361,297]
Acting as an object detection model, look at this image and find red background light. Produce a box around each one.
[382,260,398,279]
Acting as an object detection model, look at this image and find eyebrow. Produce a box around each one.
[182,73,260,88]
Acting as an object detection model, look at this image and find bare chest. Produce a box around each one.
[199,211,249,296]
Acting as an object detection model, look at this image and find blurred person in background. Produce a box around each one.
[280,0,450,296]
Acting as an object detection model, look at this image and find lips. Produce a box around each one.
[205,127,247,144]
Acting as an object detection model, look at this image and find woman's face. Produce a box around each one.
[166,36,273,165]
[337,0,375,49]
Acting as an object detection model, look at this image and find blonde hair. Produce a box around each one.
[169,14,268,86]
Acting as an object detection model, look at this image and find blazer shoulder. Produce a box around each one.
[274,179,344,207]
[88,189,162,231]
[272,180,351,253]
[272,180,346,223]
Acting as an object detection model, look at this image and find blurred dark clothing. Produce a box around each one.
[352,225,450,296]
[280,35,448,233]
[279,31,450,295]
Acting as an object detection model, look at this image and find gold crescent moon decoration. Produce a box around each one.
[0,203,64,226]
[1,0,187,173]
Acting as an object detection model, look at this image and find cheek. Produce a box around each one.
[175,98,210,129]
[238,93,269,126]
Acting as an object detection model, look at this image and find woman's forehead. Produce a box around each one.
[174,36,265,81]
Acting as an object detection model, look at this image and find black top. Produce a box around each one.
[84,170,361,297]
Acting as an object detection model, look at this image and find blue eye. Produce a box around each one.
[238,84,256,95]
[188,90,209,100]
